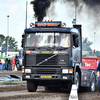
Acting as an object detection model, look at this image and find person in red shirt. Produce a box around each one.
[12,57,15,71]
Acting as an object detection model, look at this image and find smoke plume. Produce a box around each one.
[31,0,100,21]
[31,0,51,21]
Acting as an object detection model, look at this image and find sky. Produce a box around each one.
[0,0,100,51]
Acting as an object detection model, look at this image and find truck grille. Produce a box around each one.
[25,54,69,66]
[36,54,58,65]
[25,55,36,66]
[36,69,56,74]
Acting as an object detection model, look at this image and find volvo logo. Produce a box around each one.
[60,59,64,62]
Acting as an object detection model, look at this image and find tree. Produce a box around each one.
[82,38,93,56]
[0,34,5,46]
[95,51,100,56]
[8,36,18,50]
[0,34,18,51]
[82,38,93,52]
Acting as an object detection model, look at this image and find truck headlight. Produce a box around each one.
[25,69,31,73]
[62,69,68,74]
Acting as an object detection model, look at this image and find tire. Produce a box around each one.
[67,83,72,92]
[27,80,38,92]
[88,73,96,92]
[74,72,80,91]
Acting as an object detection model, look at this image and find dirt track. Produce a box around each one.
[0,70,22,77]
[0,71,100,100]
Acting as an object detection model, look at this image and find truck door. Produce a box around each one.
[72,32,81,63]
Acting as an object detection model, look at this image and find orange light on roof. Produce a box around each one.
[26,51,31,54]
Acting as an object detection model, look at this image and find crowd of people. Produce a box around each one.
[0,55,20,72]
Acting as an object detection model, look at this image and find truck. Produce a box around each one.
[21,21,96,92]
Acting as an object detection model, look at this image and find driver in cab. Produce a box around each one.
[60,35,70,47]
[32,36,41,46]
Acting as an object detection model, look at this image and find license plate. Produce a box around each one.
[41,75,52,78]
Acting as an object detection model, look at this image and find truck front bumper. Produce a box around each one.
[22,74,73,81]
[22,67,73,81]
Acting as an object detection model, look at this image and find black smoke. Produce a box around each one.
[83,0,100,6]
[31,0,51,21]
[31,0,100,22]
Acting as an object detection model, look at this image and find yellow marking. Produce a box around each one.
[41,51,52,53]
[41,75,52,78]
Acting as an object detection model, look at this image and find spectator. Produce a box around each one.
[1,57,6,72]
[5,58,8,70]
[0,58,2,71]
[8,58,12,70]
[12,57,15,71]
[97,61,100,94]
[15,55,19,70]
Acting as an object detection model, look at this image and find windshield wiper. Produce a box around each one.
[36,46,54,48]
[56,46,68,50]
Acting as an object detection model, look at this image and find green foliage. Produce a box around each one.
[0,34,18,52]
[0,56,3,58]
[82,37,93,51]
[94,51,100,56]
[0,34,5,46]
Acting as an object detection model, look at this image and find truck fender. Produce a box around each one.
[73,63,81,75]
[90,71,96,82]
[73,63,81,81]
[88,71,96,92]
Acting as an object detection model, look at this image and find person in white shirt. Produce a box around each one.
[1,58,5,72]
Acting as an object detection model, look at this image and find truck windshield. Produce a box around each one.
[25,32,70,48]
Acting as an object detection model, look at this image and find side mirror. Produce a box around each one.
[22,34,24,38]
[75,37,79,47]
[21,39,24,47]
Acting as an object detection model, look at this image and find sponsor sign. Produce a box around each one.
[81,58,97,70]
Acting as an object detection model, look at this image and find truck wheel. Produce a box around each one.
[67,83,72,92]
[74,72,80,91]
[27,80,37,92]
[88,73,96,92]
